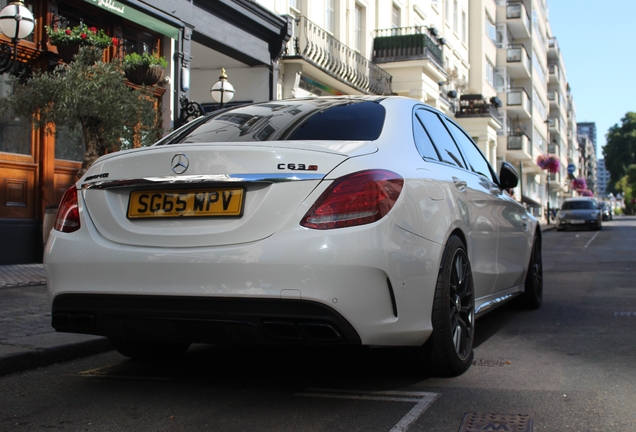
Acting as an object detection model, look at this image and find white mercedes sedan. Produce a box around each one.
[45,96,542,376]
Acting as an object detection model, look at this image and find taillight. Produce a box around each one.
[301,169,404,230]
[54,185,81,233]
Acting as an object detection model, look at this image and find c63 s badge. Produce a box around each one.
[277,164,318,171]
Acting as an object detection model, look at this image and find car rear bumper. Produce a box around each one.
[52,293,362,345]
[45,221,442,347]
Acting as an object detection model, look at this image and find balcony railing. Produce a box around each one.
[507,87,532,112]
[284,16,393,95]
[456,94,501,119]
[507,44,531,71]
[507,2,531,33]
[507,132,532,154]
[373,26,444,70]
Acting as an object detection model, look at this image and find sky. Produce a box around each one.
[546,0,636,160]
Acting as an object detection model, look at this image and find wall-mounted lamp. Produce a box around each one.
[0,0,34,74]
[210,68,235,108]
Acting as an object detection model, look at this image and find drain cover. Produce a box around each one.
[472,359,507,367]
[458,413,534,432]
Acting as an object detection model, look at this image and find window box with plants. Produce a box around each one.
[46,24,117,63]
[123,53,167,86]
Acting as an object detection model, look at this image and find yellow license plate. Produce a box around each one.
[127,188,244,219]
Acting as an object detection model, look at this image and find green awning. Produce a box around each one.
[84,0,180,39]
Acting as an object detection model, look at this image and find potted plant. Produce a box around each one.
[122,52,167,86]
[46,24,117,63]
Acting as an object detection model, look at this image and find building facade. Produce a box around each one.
[577,121,598,194]
[596,158,609,198]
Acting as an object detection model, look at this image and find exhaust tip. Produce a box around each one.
[298,322,342,342]
[262,321,303,340]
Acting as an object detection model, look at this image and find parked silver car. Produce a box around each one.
[556,197,602,231]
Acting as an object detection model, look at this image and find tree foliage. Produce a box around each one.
[603,112,636,191]
[0,47,163,177]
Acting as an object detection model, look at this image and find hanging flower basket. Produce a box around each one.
[572,178,587,191]
[55,43,81,63]
[46,25,117,63]
[123,53,167,86]
[536,154,560,174]
[124,65,164,86]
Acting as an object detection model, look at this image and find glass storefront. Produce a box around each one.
[0,75,31,155]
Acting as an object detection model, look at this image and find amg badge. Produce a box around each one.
[277,164,318,171]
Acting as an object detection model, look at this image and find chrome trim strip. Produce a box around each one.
[82,173,325,190]
[474,284,524,316]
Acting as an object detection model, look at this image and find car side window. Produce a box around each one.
[444,119,497,183]
[413,112,441,161]
[415,109,465,168]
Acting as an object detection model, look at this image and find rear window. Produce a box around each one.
[562,200,597,210]
[164,99,386,144]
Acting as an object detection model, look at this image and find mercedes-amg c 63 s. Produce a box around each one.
[46,96,542,376]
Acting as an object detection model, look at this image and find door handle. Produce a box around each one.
[452,177,467,192]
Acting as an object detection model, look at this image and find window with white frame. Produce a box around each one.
[453,0,458,33]
[289,0,300,12]
[485,13,496,44]
[494,67,508,92]
[445,0,450,23]
[462,10,466,43]
[486,59,495,87]
[326,0,335,34]
[392,3,401,28]
[355,3,364,52]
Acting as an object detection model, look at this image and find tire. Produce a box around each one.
[516,232,543,309]
[109,337,190,362]
[413,235,475,377]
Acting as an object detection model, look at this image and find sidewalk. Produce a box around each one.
[0,264,111,377]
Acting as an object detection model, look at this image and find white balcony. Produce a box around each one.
[503,88,532,119]
[505,2,531,39]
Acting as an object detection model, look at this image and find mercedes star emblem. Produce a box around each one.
[171,153,189,174]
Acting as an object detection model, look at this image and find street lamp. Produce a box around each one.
[0,0,35,74]
[210,68,235,109]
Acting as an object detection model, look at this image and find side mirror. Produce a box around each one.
[499,161,519,189]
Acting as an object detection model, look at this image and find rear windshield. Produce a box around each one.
[160,99,386,144]
[562,200,597,210]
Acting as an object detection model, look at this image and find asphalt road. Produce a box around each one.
[1,217,635,431]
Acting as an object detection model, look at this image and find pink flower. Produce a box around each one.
[89,27,97,34]
[80,33,87,39]
[65,29,71,35]
[112,37,119,46]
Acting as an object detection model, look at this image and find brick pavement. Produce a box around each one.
[0,264,111,377]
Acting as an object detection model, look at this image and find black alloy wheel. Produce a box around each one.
[415,235,475,377]
[516,232,543,309]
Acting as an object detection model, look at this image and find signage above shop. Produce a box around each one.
[84,0,180,39]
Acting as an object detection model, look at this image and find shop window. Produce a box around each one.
[0,76,31,155]
[122,26,160,56]
[55,125,84,162]
[55,2,162,59]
